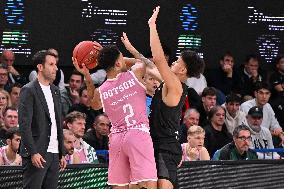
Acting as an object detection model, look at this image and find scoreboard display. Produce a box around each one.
[0,0,284,67]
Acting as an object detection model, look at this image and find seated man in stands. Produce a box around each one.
[63,129,80,164]
[224,93,247,135]
[0,127,21,165]
[213,124,258,160]
[204,106,232,158]
[0,107,18,147]
[198,87,217,127]
[241,82,284,145]
[65,111,99,163]
[205,52,237,95]
[179,108,200,144]
[181,125,210,161]
[246,106,280,159]
[83,114,110,163]
[235,54,266,101]
[60,71,84,117]
[0,50,27,88]
[8,83,22,109]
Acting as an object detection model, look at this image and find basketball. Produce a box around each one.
[72,41,99,69]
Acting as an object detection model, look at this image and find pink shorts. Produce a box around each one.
[107,129,157,186]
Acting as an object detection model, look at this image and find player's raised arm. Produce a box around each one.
[148,6,182,106]
[121,32,162,82]
[72,58,102,110]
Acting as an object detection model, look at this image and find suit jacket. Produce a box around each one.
[18,79,64,159]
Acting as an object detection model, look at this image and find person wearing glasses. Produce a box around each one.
[0,50,27,88]
[241,82,284,144]
[213,124,257,160]
[245,106,280,159]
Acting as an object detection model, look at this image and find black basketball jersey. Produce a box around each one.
[149,82,188,154]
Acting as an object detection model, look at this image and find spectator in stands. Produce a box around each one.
[8,83,21,109]
[0,107,18,147]
[204,106,232,158]
[181,125,210,161]
[65,111,99,164]
[144,70,160,115]
[179,108,200,144]
[205,52,238,95]
[0,50,27,88]
[83,114,110,163]
[235,54,266,101]
[69,86,102,131]
[269,54,284,131]
[0,64,9,91]
[29,48,65,90]
[245,106,280,159]
[0,127,21,165]
[0,89,11,123]
[240,82,284,144]
[83,114,110,150]
[198,87,217,127]
[224,93,247,135]
[60,70,84,117]
[213,124,258,160]
[63,129,80,164]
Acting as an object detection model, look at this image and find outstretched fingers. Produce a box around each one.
[148,6,160,26]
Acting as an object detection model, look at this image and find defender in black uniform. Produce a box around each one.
[148,7,204,189]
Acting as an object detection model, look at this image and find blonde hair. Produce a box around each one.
[0,89,11,107]
[187,125,205,136]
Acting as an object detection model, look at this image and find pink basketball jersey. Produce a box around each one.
[99,71,149,133]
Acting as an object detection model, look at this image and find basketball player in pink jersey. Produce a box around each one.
[73,38,158,188]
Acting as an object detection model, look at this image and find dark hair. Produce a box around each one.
[98,45,120,71]
[32,50,57,71]
[253,81,271,92]
[7,83,22,93]
[201,87,217,97]
[208,106,225,121]
[220,51,233,61]
[180,50,204,77]
[233,124,251,138]
[226,93,241,104]
[93,113,109,126]
[70,70,84,82]
[3,106,17,116]
[5,127,20,140]
[245,54,259,64]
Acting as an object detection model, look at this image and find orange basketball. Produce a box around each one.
[72,41,99,69]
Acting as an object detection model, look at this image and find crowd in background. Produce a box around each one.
[0,47,284,166]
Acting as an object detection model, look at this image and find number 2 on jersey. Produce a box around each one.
[123,104,137,126]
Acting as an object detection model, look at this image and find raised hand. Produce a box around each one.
[72,57,90,76]
[121,32,137,54]
[148,6,160,26]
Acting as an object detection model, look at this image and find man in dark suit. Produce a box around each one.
[18,50,66,189]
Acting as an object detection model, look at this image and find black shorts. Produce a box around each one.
[154,150,182,187]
